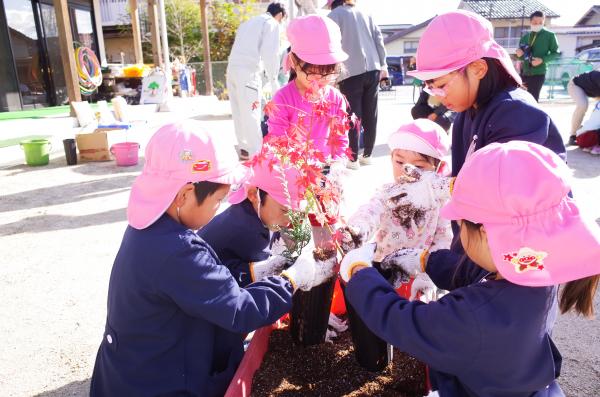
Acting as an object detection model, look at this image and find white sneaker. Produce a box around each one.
[582,146,593,153]
[346,160,360,170]
[358,155,372,165]
[590,145,600,155]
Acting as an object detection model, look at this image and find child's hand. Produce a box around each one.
[282,242,338,291]
[339,243,376,282]
[397,164,424,183]
[251,255,291,282]
[380,248,424,277]
[338,225,364,253]
[410,273,437,302]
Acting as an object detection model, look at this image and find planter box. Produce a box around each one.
[225,279,431,396]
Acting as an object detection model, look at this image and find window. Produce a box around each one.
[404,40,418,54]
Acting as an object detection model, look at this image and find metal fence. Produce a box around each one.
[188,61,229,99]
[544,58,594,99]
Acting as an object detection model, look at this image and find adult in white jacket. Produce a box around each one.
[227,2,286,160]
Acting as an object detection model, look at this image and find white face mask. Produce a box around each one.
[531,24,543,33]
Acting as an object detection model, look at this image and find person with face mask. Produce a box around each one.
[515,11,560,102]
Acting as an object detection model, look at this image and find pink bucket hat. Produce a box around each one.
[387,119,450,160]
[127,120,249,229]
[441,141,600,287]
[407,10,522,85]
[286,15,348,65]
[229,154,303,210]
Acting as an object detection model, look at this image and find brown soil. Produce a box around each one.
[391,203,426,230]
[313,246,336,261]
[251,327,428,397]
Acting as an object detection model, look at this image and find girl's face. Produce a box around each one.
[459,220,499,275]
[426,61,486,112]
[291,56,338,94]
[391,149,436,181]
[179,184,230,230]
[248,188,291,231]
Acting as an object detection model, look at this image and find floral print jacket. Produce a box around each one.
[348,171,453,262]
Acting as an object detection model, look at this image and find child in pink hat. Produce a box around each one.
[266,14,350,161]
[340,119,452,298]
[339,141,600,396]
[90,121,332,397]
[200,153,337,288]
[404,9,567,298]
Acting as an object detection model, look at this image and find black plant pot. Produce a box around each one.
[342,280,392,372]
[289,276,336,346]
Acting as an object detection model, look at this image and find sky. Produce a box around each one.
[355,0,596,27]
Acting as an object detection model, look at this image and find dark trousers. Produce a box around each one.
[522,74,546,102]
[338,70,380,161]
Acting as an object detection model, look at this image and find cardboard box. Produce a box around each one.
[76,131,110,162]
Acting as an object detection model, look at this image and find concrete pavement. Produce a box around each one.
[0,86,598,396]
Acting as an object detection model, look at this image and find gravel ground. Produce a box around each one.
[0,87,598,396]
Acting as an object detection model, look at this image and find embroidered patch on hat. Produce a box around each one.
[192,160,211,173]
[503,247,548,273]
[180,149,193,162]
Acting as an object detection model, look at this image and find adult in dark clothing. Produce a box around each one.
[567,70,600,145]
[411,90,456,131]
[326,0,388,169]
[516,11,560,102]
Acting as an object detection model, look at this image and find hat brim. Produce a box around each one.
[205,162,250,185]
[128,163,250,229]
[407,62,470,82]
[127,174,187,230]
[442,199,600,286]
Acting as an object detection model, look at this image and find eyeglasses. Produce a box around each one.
[298,63,339,82]
[423,67,465,98]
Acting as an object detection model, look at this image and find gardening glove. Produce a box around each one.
[250,255,290,282]
[339,243,376,283]
[281,241,338,291]
[388,268,412,289]
[380,248,427,278]
[270,233,291,256]
[398,164,453,200]
[338,225,365,253]
[410,273,437,303]
[325,329,338,344]
[328,313,348,333]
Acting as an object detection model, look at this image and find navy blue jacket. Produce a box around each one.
[346,268,564,396]
[199,200,274,287]
[429,87,567,289]
[90,214,293,397]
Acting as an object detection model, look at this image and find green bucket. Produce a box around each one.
[20,139,52,166]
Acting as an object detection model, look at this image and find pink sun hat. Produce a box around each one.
[407,10,522,85]
[387,119,450,160]
[229,154,303,210]
[286,15,348,66]
[127,120,250,229]
[441,141,600,287]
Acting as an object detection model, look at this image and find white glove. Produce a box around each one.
[281,241,338,291]
[380,248,424,277]
[250,255,290,282]
[397,164,453,203]
[410,273,437,303]
[338,225,365,253]
[270,234,291,256]
[339,243,376,283]
[328,313,348,333]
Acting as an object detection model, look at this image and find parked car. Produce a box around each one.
[385,56,409,86]
[575,47,600,69]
